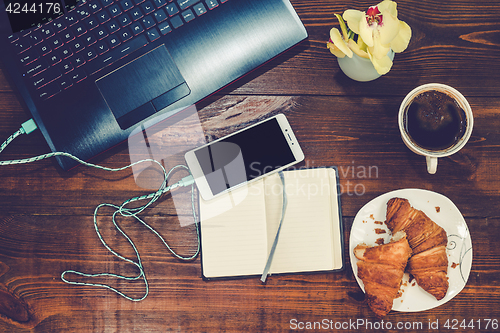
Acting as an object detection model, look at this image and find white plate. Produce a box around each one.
[349,189,473,312]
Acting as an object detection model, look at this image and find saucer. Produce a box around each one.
[349,189,473,312]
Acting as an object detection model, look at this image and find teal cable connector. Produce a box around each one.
[21,119,37,135]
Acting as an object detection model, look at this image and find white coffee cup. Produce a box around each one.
[398,83,474,174]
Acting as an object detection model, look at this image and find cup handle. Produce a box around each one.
[426,156,438,174]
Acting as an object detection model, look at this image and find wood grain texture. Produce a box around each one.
[1,0,500,331]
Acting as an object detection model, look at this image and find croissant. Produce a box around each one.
[385,197,449,300]
[354,231,412,317]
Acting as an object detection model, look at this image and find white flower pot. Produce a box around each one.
[337,51,395,82]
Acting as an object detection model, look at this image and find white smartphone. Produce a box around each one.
[184,114,304,200]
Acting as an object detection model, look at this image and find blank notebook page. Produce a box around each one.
[199,180,268,278]
[264,168,338,274]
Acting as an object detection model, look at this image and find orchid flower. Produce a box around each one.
[327,0,412,75]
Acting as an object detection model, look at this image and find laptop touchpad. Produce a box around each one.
[96,45,190,130]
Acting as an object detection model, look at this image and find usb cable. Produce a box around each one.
[1,119,200,301]
[0,119,37,155]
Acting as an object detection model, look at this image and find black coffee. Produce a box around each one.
[404,90,467,151]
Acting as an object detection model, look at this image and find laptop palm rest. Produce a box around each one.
[95,45,190,130]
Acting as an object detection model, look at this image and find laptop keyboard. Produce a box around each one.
[7,0,228,101]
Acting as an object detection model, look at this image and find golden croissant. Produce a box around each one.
[354,231,412,317]
[386,197,449,300]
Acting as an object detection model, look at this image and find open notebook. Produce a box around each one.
[199,167,344,280]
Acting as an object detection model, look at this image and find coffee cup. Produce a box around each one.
[398,83,474,174]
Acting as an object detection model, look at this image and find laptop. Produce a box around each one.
[0,0,307,170]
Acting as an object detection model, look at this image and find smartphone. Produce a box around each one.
[184,114,304,200]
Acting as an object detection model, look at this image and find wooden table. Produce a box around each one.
[1,0,499,331]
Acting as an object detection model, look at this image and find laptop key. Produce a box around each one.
[38,42,52,55]
[141,1,155,14]
[177,0,198,10]
[13,37,32,54]
[97,10,112,23]
[95,40,110,54]
[29,31,44,45]
[48,52,62,66]
[65,11,79,25]
[62,30,76,43]
[182,9,195,22]
[153,0,167,8]
[70,68,87,83]
[76,7,91,20]
[40,26,55,39]
[32,67,62,88]
[146,27,160,42]
[38,81,61,100]
[61,59,74,73]
[74,55,86,67]
[109,4,123,17]
[131,22,145,35]
[85,47,98,61]
[88,0,103,13]
[95,26,109,40]
[165,3,179,16]
[154,8,168,23]
[85,34,147,75]
[85,17,100,30]
[52,19,67,32]
[83,33,97,46]
[25,58,49,77]
[130,7,144,21]
[100,0,114,8]
[119,28,133,42]
[73,22,87,36]
[59,76,73,90]
[193,3,207,16]
[142,15,156,29]
[118,13,133,27]
[107,20,121,33]
[170,15,183,29]
[19,48,39,65]
[157,21,172,35]
[61,46,73,59]
[7,33,19,43]
[120,0,134,11]
[107,34,121,48]
[49,36,64,49]
[205,0,218,10]
[72,38,86,53]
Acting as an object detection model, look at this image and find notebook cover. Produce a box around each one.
[198,166,345,281]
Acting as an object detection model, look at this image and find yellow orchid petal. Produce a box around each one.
[348,39,370,59]
[327,41,347,58]
[330,28,353,58]
[377,10,400,45]
[369,30,392,59]
[358,16,374,47]
[357,35,368,51]
[377,0,397,17]
[390,20,412,53]
[368,51,393,75]
[343,9,364,35]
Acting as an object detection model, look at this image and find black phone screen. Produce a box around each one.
[194,118,296,196]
